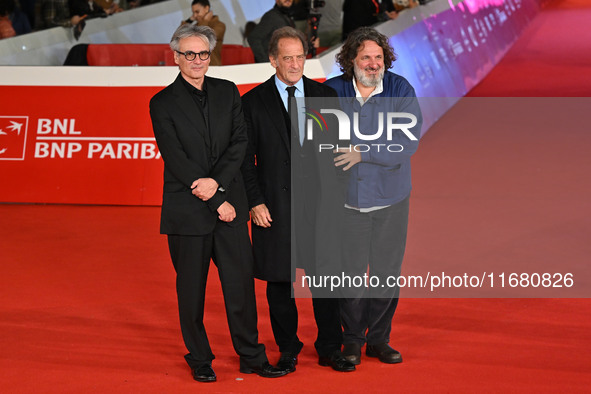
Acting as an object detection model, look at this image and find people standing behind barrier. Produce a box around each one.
[39,0,78,28]
[324,27,422,366]
[289,0,308,33]
[0,0,16,38]
[0,0,31,36]
[392,0,419,12]
[0,11,15,38]
[315,0,343,48]
[69,0,115,20]
[247,0,295,63]
[242,20,256,47]
[94,0,125,13]
[181,0,225,65]
[17,0,35,30]
[128,0,163,6]
[68,0,115,38]
[342,0,398,41]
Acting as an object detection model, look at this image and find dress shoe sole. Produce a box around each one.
[277,357,297,373]
[278,365,296,373]
[239,367,287,378]
[192,366,216,382]
[193,376,216,382]
[318,359,356,372]
[366,350,403,364]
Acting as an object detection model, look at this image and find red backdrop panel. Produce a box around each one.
[1,86,165,205]
[0,81,312,206]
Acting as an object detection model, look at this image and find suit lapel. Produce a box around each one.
[260,77,291,153]
[171,74,209,147]
[302,76,315,97]
[204,76,218,157]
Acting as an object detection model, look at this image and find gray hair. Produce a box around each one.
[169,24,217,52]
[336,27,396,81]
[268,26,308,58]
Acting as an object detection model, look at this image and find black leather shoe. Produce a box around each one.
[318,351,356,372]
[277,352,298,373]
[240,361,287,378]
[366,343,402,364]
[342,343,362,365]
[192,364,216,382]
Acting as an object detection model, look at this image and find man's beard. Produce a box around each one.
[354,63,384,88]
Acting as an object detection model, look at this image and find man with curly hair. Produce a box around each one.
[325,26,422,366]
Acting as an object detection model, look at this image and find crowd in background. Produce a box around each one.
[0,0,168,39]
[245,0,422,63]
[0,0,426,61]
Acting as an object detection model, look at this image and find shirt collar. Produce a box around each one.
[180,75,207,96]
[275,75,304,96]
[353,76,383,105]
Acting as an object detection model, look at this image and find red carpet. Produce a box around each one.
[468,0,591,97]
[0,205,589,392]
[1,0,591,392]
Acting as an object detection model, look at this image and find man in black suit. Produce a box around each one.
[240,26,355,374]
[149,24,286,382]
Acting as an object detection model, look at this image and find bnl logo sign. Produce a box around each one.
[0,116,28,160]
[304,109,417,152]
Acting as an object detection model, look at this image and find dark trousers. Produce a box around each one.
[167,222,267,369]
[266,281,343,358]
[340,197,409,346]
[265,137,342,357]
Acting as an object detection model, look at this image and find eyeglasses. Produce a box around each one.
[175,50,211,61]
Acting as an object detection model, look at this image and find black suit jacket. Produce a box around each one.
[241,76,345,282]
[150,74,249,235]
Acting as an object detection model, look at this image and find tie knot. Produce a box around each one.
[286,86,297,97]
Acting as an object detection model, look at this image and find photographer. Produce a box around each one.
[248,0,321,63]
[315,0,342,48]
[248,0,295,63]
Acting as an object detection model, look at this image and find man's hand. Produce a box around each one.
[217,201,236,222]
[191,178,219,201]
[250,204,272,228]
[334,146,362,171]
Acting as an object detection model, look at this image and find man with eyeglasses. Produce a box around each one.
[149,24,286,383]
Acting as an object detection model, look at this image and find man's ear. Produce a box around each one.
[269,56,277,68]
